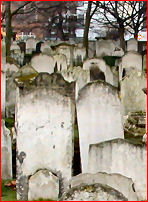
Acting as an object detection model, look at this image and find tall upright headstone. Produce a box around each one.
[15,73,75,200]
[76,81,124,173]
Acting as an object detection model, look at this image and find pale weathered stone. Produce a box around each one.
[76,81,124,173]
[88,138,147,201]
[56,44,73,66]
[120,70,147,115]
[73,46,86,66]
[127,38,138,52]
[26,38,36,54]
[31,53,55,74]
[119,52,142,81]
[16,73,75,200]
[28,169,59,201]
[70,172,138,201]
[53,54,67,71]
[1,71,6,118]
[96,39,124,57]
[40,42,53,54]
[83,58,114,86]
[10,42,20,51]
[1,119,12,179]
[61,183,127,201]
[143,53,147,72]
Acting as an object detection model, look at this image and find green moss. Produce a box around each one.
[1,180,17,201]
[5,118,15,129]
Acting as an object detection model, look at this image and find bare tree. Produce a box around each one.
[95,1,147,50]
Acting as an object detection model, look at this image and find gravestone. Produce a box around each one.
[26,38,36,54]
[70,172,138,201]
[1,120,12,179]
[28,169,59,201]
[53,54,67,72]
[96,39,124,57]
[76,81,124,173]
[120,70,147,115]
[88,139,147,201]
[127,38,138,52]
[31,53,55,74]
[73,46,86,66]
[15,73,75,200]
[119,52,142,81]
[83,58,114,86]
[40,42,53,55]
[6,63,19,118]
[61,183,127,201]
[56,44,73,66]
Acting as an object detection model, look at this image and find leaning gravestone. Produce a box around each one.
[61,183,127,201]
[70,172,138,201]
[76,81,124,173]
[88,139,147,201]
[53,54,67,72]
[31,53,55,74]
[15,73,75,200]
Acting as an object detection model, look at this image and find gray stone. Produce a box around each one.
[28,169,59,201]
[1,120,12,179]
[70,172,138,201]
[16,73,75,200]
[120,70,147,115]
[61,183,127,201]
[76,81,124,173]
[88,138,147,201]
[31,53,55,74]
[127,38,138,52]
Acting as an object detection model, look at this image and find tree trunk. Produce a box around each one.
[134,27,139,39]
[5,1,12,58]
[83,2,92,58]
[118,24,125,51]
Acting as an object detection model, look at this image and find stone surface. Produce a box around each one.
[28,169,59,201]
[61,183,127,201]
[56,44,73,66]
[96,39,124,57]
[16,73,75,200]
[31,53,55,74]
[6,63,19,118]
[76,81,124,173]
[1,71,6,118]
[73,46,86,66]
[70,172,138,201]
[26,38,36,54]
[1,119,12,179]
[120,70,147,115]
[127,38,138,52]
[88,138,147,201]
[53,54,67,71]
[83,58,114,86]
[119,52,142,81]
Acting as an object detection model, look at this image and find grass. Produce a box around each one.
[1,180,17,201]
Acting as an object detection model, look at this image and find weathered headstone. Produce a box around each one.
[31,53,55,74]
[88,139,147,201]
[1,120,12,179]
[73,46,86,66]
[120,70,147,115]
[15,73,75,200]
[83,58,114,86]
[26,38,36,54]
[70,172,138,201]
[119,52,142,81]
[127,38,138,52]
[56,44,73,66]
[6,63,19,117]
[53,54,67,71]
[61,183,127,201]
[96,39,124,57]
[76,81,124,173]
[28,169,59,201]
